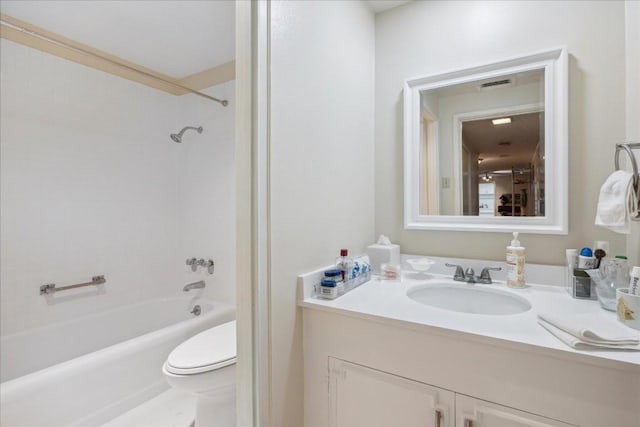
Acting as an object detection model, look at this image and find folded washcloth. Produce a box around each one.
[537,312,640,350]
[539,319,640,351]
[595,170,638,234]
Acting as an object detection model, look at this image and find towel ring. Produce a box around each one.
[615,142,640,221]
[615,143,639,186]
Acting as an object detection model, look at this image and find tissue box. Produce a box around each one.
[367,244,400,275]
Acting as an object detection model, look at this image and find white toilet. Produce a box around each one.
[163,320,236,427]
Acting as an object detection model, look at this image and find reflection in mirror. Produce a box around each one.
[419,69,544,217]
[463,111,544,218]
[404,48,567,234]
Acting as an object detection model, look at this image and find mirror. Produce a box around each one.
[404,48,568,234]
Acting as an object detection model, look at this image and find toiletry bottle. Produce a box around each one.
[319,280,338,299]
[566,249,578,269]
[336,249,352,281]
[566,249,578,287]
[629,266,640,296]
[578,248,595,269]
[323,269,344,295]
[506,232,526,288]
[593,241,609,268]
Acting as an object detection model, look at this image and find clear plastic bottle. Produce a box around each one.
[336,249,353,282]
[592,257,629,310]
[506,232,526,288]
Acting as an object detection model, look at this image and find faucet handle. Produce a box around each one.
[479,266,502,284]
[206,259,214,274]
[445,263,465,281]
[186,258,198,272]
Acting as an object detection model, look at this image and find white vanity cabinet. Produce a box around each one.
[329,358,572,427]
[454,394,573,427]
[302,307,639,427]
[329,358,455,427]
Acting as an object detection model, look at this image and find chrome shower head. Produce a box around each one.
[170,126,203,143]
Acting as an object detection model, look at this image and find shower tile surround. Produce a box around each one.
[0,38,236,336]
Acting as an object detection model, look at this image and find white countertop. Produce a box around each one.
[299,265,640,371]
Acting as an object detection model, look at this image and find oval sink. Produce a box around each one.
[407,283,531,315]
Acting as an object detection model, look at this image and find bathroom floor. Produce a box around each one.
[101,389,195,427]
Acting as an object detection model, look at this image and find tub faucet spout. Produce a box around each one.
[183,280,205,292]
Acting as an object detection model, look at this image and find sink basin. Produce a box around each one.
[407,283,532,315]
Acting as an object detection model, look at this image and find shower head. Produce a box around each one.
[170,126,203,143]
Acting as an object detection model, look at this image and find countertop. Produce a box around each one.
[298,266,640,371]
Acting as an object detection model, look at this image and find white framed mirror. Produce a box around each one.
[404,48,568,234]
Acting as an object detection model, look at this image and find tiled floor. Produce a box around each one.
[102,389,195,427]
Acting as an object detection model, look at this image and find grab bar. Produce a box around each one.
[614,142,640,221]
[40,275,106,295]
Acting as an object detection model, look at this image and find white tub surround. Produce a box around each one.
[0,296,234,427]
[298,257,640,427]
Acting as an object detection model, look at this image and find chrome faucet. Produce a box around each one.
[478,267,502,284]
[183,280,205,292]
[445,263,466,281]
[445,263,501,284]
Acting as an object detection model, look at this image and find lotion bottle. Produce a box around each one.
[630,266,640,296]
[506,232,526,288]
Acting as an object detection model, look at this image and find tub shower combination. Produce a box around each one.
[0,293,234,427]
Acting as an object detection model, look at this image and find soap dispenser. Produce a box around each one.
[506,232,526,288]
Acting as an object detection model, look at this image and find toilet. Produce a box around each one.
[163,320,236,427]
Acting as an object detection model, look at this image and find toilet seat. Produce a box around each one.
[165,320,236,375]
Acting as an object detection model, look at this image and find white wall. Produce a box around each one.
[175,82,237,305]
[375,0,628,264]
[269,1,375,425]
[0,39,235,336]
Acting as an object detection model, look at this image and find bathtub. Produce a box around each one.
[0,295,235,427]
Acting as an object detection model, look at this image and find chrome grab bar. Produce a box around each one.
[40,275,106,295]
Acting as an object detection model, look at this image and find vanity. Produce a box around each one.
[298,258,640,427]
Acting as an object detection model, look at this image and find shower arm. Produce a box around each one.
[179,126,202,135]
[0,17,229,107]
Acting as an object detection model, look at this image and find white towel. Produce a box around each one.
[537,312,640,350]
[595,170,638,234]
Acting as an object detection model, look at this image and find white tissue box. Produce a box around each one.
[366,244,400,275]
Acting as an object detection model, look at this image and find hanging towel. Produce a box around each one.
[594,170,638,234]
[538,312,640,350]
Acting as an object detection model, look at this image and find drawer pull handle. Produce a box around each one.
[435,409,443,427]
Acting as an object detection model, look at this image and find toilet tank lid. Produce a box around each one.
[167,320,236,370]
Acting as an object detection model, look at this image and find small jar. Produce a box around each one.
[318,280,338,299]
[323,269,343,282]
[380,263,401,280]
[323,269,344,294]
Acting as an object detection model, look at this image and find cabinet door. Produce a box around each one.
[329,358,455,427]
[455,394,575,427]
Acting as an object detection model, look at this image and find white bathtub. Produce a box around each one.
[0,295,235,427]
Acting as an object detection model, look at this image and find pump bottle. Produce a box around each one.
[506,232,526,288]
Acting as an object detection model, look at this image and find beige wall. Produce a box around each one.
[375,0,628,264]
[265,2,637,425]
[269,1,375,426]
[626,1,640,266]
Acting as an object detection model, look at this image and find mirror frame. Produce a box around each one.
[403,48,568,234]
